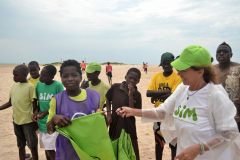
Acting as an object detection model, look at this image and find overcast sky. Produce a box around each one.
[0,0,239,65]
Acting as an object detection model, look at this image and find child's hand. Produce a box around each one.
[32,111,38,122]
[51,115,72,128]
[151,97,156,104]
[37,110,49,119]
[128,83,135,97]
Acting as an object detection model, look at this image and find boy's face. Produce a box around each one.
[216,45,232,64]
[28,65,40,79]
[39,68,53,84]
[61,66,82,90]
[13,69,27,82]
[125,72,140,86]
[162,60,173,72]
[86,71,98,81]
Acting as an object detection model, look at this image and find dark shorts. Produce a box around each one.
[82,69,85,71]
[144,68,147,71]
[107,72,112,77]
[13,122,38,148]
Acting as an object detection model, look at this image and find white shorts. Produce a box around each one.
[39,131,58,150]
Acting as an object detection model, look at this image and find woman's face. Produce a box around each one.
[177,68,203,86]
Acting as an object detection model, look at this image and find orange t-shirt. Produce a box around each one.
[81,62,86,69]
[106,65,112,72]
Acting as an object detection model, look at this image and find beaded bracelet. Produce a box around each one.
[198,143,204,155]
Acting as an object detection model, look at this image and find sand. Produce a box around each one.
[0,64,172,160]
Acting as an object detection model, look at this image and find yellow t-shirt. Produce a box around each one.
[147,71,182,107]
[47,89,87,123]
[10,82,37,125]
[88,80,110,110]
[28,77,40,87]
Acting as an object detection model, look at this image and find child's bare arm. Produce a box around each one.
[128,83,135,108]
[106,99,112,126]
[0,98,12,110]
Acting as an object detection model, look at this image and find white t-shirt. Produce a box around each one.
[174,84,229,160]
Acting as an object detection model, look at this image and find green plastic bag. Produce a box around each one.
[110,116,136,160]
[112,129,136,160]
[56,112,116,160]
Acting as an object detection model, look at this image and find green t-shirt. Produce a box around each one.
[36,80,64,132]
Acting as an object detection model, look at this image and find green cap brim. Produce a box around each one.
[171,58,191,71]
[85,68,95,73]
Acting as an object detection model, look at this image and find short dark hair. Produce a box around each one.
[15,65,29,75]
[218,42,232,53]
[28,61,40,68]
[126,68,141,79]
[107,62,110,65]
[44,65,57,76]
[59,59,82,76]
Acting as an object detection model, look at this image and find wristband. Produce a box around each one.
[198,143,204,155]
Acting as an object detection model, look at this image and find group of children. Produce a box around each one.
[0,55,180,160]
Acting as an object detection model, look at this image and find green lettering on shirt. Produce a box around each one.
[174,105,198,121]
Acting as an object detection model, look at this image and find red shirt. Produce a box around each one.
[81,62,86,69]
[106,65,112,72]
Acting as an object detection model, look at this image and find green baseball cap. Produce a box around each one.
[85,62,101,73]
[159,52,175,66]
[171,45,211,71]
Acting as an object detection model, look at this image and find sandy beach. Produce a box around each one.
[0,64,172,160]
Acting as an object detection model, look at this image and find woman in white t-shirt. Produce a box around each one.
[116,45,240,160]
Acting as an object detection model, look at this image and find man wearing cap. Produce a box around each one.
[214,42,240,132]
[147,52,182,160]
[81,62,110,110]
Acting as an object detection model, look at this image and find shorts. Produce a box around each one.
[107,72,112,77]
[144,68,147,71]
[13,122,38,148]
[40,131,58,150]
[153,122,165,147]
[82,68,85,71]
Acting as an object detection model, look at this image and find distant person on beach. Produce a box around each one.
[0,65,38,160]
[28,61,40,87]
[117,45,240,160]
[81,61,86,72]
[106,62,112,85]
[144,62,148,74]
[81,62,110,110]
[143,62,145,70]
[214,42,240,132]
[147,52,181,160]
[46,60,100,160]
[32,65,64,160]
[23,63,26,65]
[106,68,142,160]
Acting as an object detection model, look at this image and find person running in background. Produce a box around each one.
[28,61,40,87]
[214,42,240,132]
[46,60,100,160]
[81,62,110,110]
[106,68,142,160]
[147,52,182,160]
[32,65,64,160]
[106,62,112,85]
[0,65,38,160]
[81,61,86,72]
